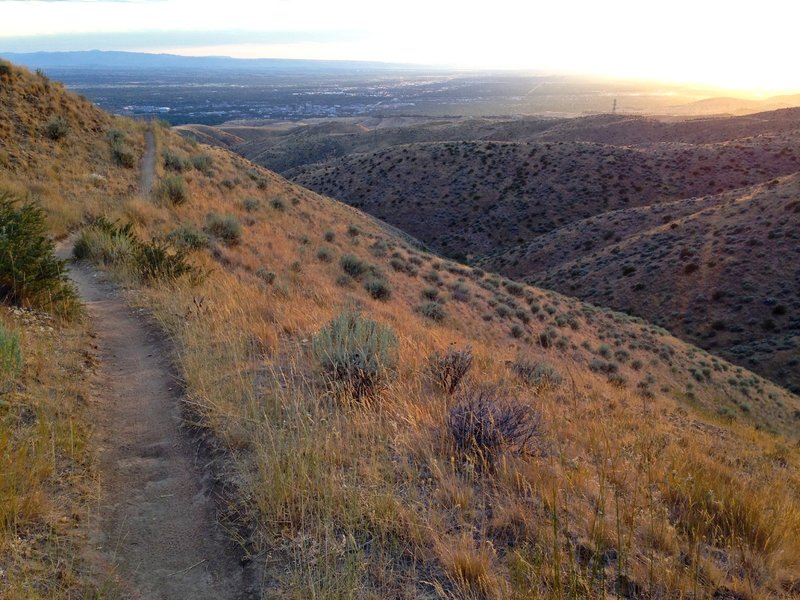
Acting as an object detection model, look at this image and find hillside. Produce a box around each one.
[204,110,800,391]
[3,61,800,598]
[289,133,800,259]
[486,175,800,393]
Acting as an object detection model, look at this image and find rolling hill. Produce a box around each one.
[3,60,800,598]
[202,110,800,392]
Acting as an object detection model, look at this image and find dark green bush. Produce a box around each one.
[159,175,188,205]
[270,197,285,210]
[163,150,189,172]
[242,197,261,212]
[511,359,562,389]
[0,193,77,315]
[312,310,399,400]
[363,276,392,301]
[191,154,214,175]
[205,213,242,246]
[256,267,276,284]
[134,241,197,282]
[74,216,201,285]
[316,247,334,262]
[44,116,69,140]
[324,230,335,242]
[166,224,208,250]
[419,301,446,322]
[111,141,136,168]
[340,254,369,278]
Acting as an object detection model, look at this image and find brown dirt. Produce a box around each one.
[69,264,258,599]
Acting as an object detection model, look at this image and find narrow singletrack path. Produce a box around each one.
[70,266,255,599]
[140,127,156,196]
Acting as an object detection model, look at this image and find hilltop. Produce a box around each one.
[2,61,800,598]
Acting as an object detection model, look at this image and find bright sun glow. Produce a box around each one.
[3,0,799,94]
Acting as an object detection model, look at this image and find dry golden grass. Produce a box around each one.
[0,307,99,598]
[94,126,799,598]
[3,62,800,598]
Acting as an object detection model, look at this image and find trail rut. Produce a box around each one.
[140,128,156,196]
[70,266,257,599]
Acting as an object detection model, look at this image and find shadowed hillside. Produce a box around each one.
[3,61,800,598]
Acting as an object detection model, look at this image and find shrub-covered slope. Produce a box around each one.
[3,62,800,598]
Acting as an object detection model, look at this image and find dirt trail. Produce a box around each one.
[140,128,156,196]
[69,265,257,599]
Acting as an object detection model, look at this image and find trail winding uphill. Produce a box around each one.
[69,265,257,599]
[140,127,156,197]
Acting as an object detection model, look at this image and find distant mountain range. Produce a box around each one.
[0,50,430,74]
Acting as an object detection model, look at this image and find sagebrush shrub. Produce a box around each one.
[205,213,242,246]
[74,216,201,284]
[363,276,392,301]
[159,175,188,205]
[511,358,562,389]
[428,346,473,394]
[167,224,208,250]
[191,154,213,175]
[447,388,542,469]
[419,301,446,322]
[44,116,69,140]
[313,310,399,400]
[0,193,77,315]
[163,150,189,172]
[340,254,369,278]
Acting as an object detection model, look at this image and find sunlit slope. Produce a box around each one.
[4,61,800,598]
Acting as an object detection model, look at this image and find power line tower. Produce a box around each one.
[612,99,617,114]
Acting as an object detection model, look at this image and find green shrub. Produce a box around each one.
[0,322,22,379]
[256,267,276,284]
[163,150,189,172]
[419,301,446,322]
[347,224,360,237]
[106,128,125,145]
[167,224,208,250]
[242,197,260,212]
[270,197,286,210]
[191,154,214,175]
[312,310,399,399]
[0,193,77,315]
[74,216,201,284]
[205,213,242,246]
[363,276,392,301]
[340,254,369,278]
[324,230,335,242]
[73,217,137,265]
[158,175,188,205]
[111,140,136,168]
[44,116,69,140]
[511,359,562,389]
[134,241,197,282]
[316,247,334,262]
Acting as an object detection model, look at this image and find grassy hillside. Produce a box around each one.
[3,62,800,598]
[212,110,800,392]
[0,61,115,597]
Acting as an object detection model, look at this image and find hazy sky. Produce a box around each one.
[2,0,798,93]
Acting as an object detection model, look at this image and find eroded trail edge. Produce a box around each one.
[71,265,255,599]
